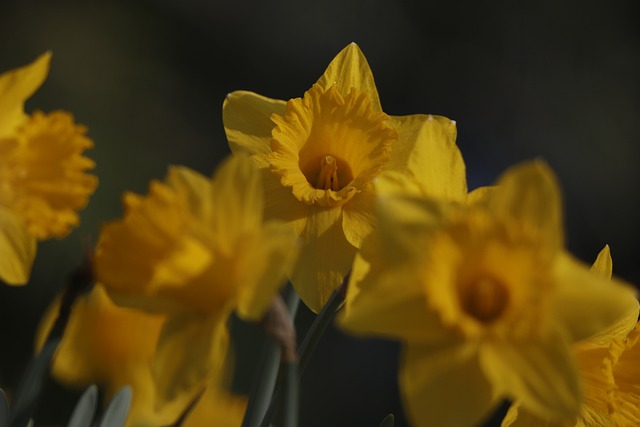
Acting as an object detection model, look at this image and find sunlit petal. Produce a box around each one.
[315,43,382,112]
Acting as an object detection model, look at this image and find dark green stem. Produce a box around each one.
[281,361,298,427]
[241,285,299,427]
[259,275,348,427]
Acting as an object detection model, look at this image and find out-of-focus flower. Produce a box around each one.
[503,245,640,427]
[223,43,466,312]
[94,155,298,408]
[0,53,98,285]
[36,285,179,426]
[37,284,243,427]
[340,161,638,427]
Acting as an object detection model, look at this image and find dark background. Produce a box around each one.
[0,0,639,426]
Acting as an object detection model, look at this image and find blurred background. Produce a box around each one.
[0,0,639,426]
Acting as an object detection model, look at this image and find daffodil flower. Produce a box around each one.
[93,155,298,409]
[223,43,466,312]
[340,161,638,427]
[36,285,193,426]
[502,245,640,427]
[0,53,98,285]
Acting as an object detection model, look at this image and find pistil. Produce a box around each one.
[316,155,340,191]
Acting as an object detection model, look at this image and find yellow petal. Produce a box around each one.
[235,220,299,321]
[340,244,452,343]
[466,185,495,206]
[590,244,612,279]
[209,154,264,256]
[314,43,382,112]
[153,312,230,407]
[488,161,564,251]
[165,165,214,223]
[183,385,247,427]
[341,185,376,248]
[553,252,638,343]
[261,166,308,235]
[375,192,450,266]
[0,52,50,135]
[291,206,356,313]
[480,331,580,420]
[386,114,467,202]
[223,90,285,156]
[37,285,166,392]
[400,342,497,427]
[0,205,36,285]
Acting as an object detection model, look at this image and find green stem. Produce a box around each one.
[281,361,298,427]
[297,275,347,375]
[241,285,299,427]
[259,275,348,427]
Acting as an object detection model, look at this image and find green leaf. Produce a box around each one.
[10,337,61,427]
[67,385,98,427]
[98,386,132,427]
[379,414,394,427]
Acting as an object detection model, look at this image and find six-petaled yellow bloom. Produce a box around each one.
[340,161,638,427]
[223,43,466,312]
[502,245,640,427]
[93,154,298,411]
[0,53,98,285]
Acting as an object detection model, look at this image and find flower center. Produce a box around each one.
[269,84,396,208]
[459,277,509,323]
[315,155,340,190]
[0,110,97,239]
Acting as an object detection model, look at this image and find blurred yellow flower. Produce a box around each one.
[0,53,98,285]
[37,284,245,427]
[223,43,466,312]
[94,155,298,407]
[503,246,640,427]
[340,161,637,427]
[37,285,181,426]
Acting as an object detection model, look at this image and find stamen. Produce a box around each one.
[316,155,340,191]
[460,278,508,323]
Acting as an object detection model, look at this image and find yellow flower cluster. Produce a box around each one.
[0,44,637,427]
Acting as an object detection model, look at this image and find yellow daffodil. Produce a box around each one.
[340,161,637,427]
[503,246,640,427]
[223,43,466,312]
[36,284,190,426]
[0,53,98,285]
[94,155,298,407]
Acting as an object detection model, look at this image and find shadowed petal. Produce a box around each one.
[341,246,452,343]
[0,205,36,285]
[291,207,356,312]
[235,221,299,321]
[400,342,497,427]
[341,186,376,248]
[481,331,580,421]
